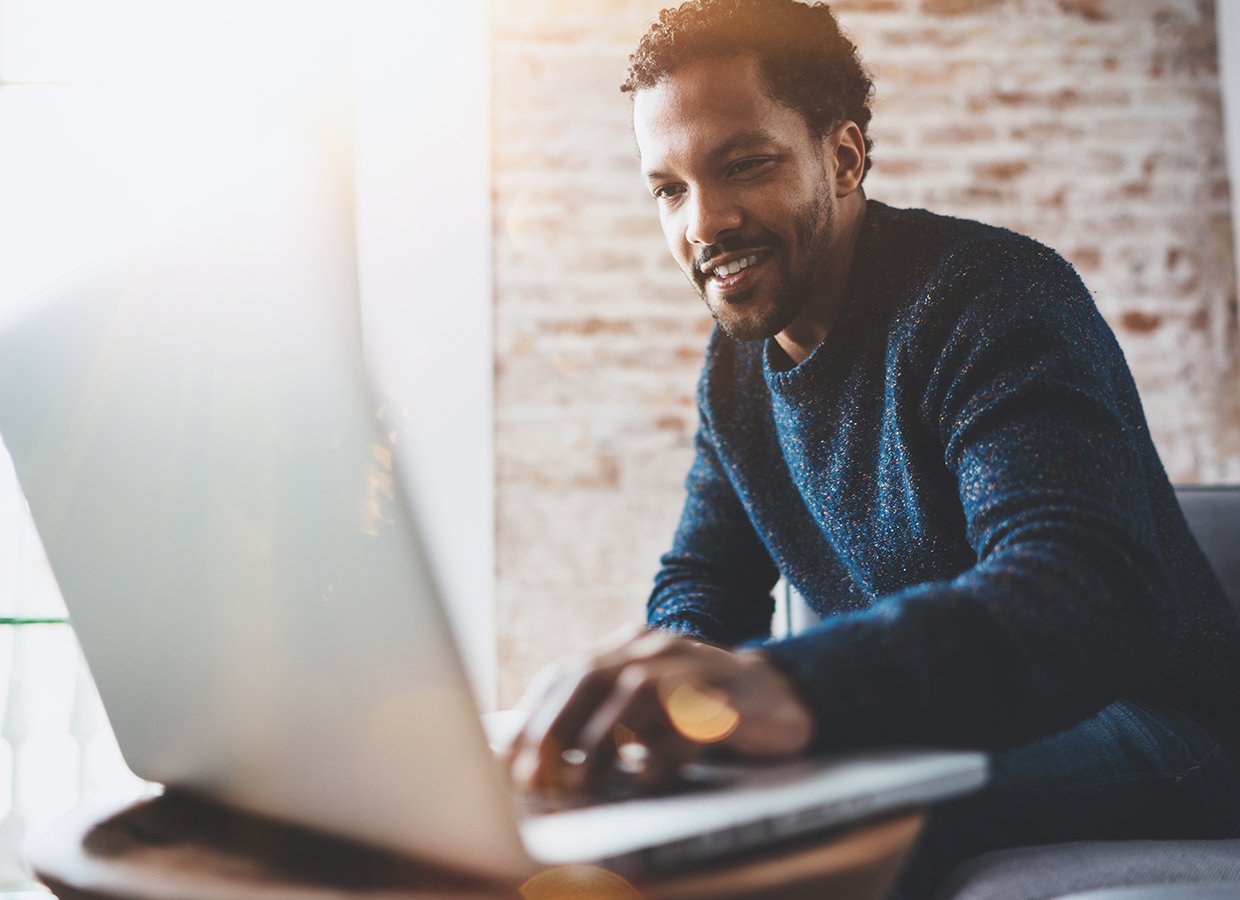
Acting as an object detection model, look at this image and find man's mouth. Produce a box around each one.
[699,249,771,292]
[704,253,761,277]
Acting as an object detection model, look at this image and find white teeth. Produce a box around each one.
[710,254,760,277]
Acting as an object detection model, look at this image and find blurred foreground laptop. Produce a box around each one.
[0,126,986,884]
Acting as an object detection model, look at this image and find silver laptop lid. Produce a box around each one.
[0,122,532,882]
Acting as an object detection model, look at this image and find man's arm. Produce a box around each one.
[646,421,781,645]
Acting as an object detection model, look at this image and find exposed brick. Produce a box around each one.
[972,86,1132,112]
[921,0,1003,16]
[922,123,1000,143]
[973,160,1032,181]
[1120,310,1164,333]
[1009,120,1088,141]
[1068,247,1103,270]
[830,0,908,12]
[1058,0,1111,23]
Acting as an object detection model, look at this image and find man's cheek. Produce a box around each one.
[673,251,702,289]
[659,216,683,255]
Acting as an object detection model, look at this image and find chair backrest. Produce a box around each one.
[1175,485,1240,615]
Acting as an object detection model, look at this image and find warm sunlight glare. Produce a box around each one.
[0,1,355,305]
[661,682,741,744]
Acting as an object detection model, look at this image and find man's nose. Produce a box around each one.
[685,191,742,247]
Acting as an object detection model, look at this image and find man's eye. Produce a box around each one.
[653,184,685,201]
[729,157,774,177]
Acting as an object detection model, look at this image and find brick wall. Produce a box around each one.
[491,0,1238,703]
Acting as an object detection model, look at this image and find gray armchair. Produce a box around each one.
[939,485,1240,899]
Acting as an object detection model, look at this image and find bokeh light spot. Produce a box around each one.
[662,682,740,744]
[520,864,642,899]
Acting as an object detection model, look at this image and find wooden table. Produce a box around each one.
[29,792,924,900]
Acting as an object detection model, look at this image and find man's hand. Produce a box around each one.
[507,628,814,795]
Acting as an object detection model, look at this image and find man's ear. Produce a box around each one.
[828,121,866,197]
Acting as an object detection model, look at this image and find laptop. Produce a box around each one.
[0,124,986,885]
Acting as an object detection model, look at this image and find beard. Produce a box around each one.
[692,187,836,342]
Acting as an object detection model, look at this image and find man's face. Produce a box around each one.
[633,54,838,341]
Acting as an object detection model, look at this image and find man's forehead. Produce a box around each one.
[632,55,767,129]
[632,58,812,175]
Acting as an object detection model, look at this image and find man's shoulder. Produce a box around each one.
[866,200,1064,277]
[865,200,1089,333]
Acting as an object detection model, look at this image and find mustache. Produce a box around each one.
[695,235,773,273]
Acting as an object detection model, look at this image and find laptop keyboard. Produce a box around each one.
[514,765,736,816]
[488,711,743,815]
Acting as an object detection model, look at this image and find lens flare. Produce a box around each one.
[661,682,740,744]
[521,865,642,899]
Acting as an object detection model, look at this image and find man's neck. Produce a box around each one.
[773,192,867,367]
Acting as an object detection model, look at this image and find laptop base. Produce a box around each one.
[30,788,927,900]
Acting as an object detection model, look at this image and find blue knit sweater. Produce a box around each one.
[647,200,1240,753]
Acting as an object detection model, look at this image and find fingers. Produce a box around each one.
[506,634,814,796]
[509,659,619,790]
[509,629,675,789]
[563,662,691,793]
[510,636,701,794]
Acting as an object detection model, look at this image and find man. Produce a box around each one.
[508,1,1240,895]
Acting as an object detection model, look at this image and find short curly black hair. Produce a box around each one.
[622,0,875,180]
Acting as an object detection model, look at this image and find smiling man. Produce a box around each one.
[636,55,863,359]
[508,1,1240,896]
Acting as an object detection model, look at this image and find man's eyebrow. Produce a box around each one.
[642,129,780,182]
[710,129,781,159]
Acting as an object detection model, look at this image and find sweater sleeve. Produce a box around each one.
[759,239,1175,752]
[647,414,781,647]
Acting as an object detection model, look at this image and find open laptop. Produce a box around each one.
[0,125,986,885]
